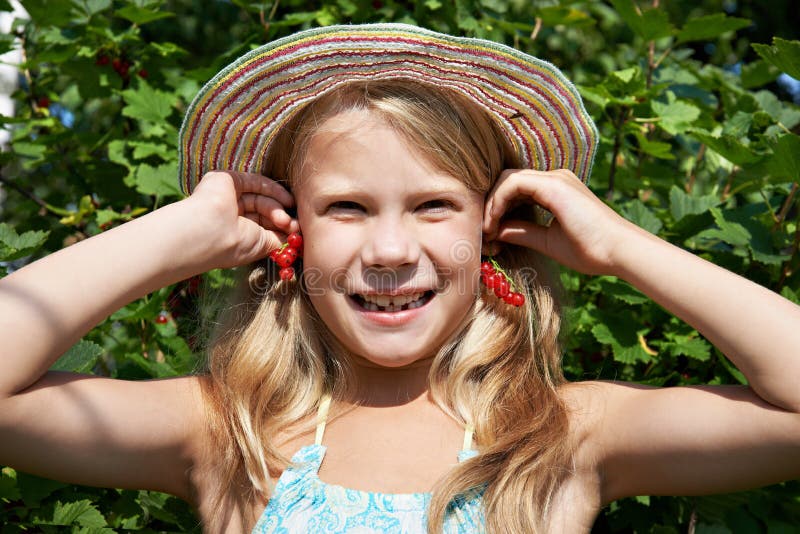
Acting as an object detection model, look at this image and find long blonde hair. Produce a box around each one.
[198,80,575,533]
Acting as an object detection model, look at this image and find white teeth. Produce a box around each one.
[360,291,424,307]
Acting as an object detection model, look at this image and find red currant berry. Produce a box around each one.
[36,96,50,108]
[137,68,148,78]
[503,292,515,304]
[491,272,505,288]
[484,274,496,289]
[480,261,495,276]
[279,267,295,280]
[95,54,109,66]
[495,277,511,297]
[276,252,294,268]
[155,313,168,324]
[283,246,298,260]
[269,249,281,262]
[287,232,303,250]
[112,57,122,70]
[512,293,525,307]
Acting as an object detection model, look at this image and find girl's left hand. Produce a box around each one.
[483,169,639,275]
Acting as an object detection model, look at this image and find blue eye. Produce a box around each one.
[328,201,365,212]
[418,200,453,213]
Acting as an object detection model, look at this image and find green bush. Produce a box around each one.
[1,0,798,531]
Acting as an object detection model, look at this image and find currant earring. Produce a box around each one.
[480,257,525,307]
[268,232,303,281]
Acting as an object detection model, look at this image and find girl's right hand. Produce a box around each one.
[182,171,299,271]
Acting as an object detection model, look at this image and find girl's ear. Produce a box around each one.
[482,237,502,257]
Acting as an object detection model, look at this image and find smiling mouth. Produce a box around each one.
[349,290,435,312]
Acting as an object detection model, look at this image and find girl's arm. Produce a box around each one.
[483,169,800,502]
[0,171,296,499]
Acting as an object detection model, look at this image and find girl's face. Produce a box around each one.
[295,109,484,368]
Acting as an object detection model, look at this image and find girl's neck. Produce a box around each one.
[345,354,436,408]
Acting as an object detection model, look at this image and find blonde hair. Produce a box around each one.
[198,80,575,533]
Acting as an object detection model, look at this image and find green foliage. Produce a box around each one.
[1,0,798,531]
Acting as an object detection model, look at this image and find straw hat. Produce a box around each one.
[178,23,598,195]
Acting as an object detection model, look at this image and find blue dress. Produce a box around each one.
[252,395,487,533]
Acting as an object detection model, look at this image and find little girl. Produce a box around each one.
[2,23,799,533]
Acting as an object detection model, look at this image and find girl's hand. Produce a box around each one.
[482,169,638,275]
[183,171,299,271]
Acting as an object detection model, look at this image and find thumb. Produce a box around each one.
[495,219,551,255]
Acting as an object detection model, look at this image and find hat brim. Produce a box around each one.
[178,23,598,195]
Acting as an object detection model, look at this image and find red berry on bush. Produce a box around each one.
[287,232,303,250]
[36,96,50,108]
[155,313,169,324]
[494,279,510,298]
[95,54,109,66]
[138,68,148,78]
[279,267,295,281]
[276,252,294,268]
[284,246,298,260]
[112,57,122,70]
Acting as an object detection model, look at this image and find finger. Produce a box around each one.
[484,170,546,238]
[217,170,295,208]
[239,216,287,254]
[495,219,551,255]
[240,194,294,231]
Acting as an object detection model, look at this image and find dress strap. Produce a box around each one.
[314,393,332,445]
[462,422,475,452]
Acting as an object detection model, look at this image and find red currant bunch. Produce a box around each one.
[480,258,525,307]
[268,232,303,281]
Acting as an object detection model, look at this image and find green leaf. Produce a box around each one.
[741,60,780,89]
[129,141,173,160]
[752,38,800,80]
[50,339,104,373]
[595,277,649,305]
[676,14,750,44]
[592,321,651,364]
[132,163,182,197]
[537,6,594,27]
[652,93,700,135]
[765,134,800,181]
[121,80,176,123]
[125,352,180,378]
[36,499,107,527]
[0,467,21,501]
[666,333,711,361]
[690,131,762,165]
[706,207,751,247]
[610,0,674,41]
[0,223,49,262]
[116,4,175,24]
[622,199,663,235]
[669,186,720,222]
[633,131,674,160]
[780,286,799,305]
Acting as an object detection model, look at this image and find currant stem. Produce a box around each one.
[486,255,519,292]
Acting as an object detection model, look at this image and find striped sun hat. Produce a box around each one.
[178,23,598,195]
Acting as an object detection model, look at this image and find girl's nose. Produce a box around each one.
[362,214,421,269]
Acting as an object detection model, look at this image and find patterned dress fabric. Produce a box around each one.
[251,443,486,533]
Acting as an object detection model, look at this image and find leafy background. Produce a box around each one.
[1,0,799,532]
